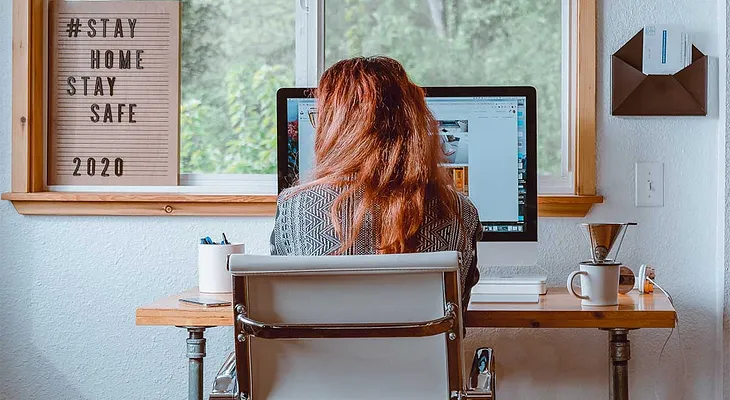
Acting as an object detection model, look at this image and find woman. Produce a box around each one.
[270,56,482,309]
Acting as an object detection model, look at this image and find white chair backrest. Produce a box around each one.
[229,251,464,400]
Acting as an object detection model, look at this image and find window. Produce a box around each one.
[324,0,563,179]
[179,0,294,176]
[4,0,600,216]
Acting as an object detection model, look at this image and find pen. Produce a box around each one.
[222,233,230,245]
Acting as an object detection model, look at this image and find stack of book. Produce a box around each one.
[470,276,547,304]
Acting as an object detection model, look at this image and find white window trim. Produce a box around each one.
[49,174,278,194]
[295,0,324,86]
[542,0,577,195]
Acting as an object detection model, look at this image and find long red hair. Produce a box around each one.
[302,56,458,254]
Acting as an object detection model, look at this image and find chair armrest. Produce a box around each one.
[236,305,457,339]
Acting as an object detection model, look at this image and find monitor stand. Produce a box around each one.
[477,242,538,267]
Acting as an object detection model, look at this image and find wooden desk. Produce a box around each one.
[136,287,675,328]
[136,288,676,400]
[136,288,233,327]
[467,288,676,329]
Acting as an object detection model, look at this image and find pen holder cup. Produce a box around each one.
[198,243,245,294]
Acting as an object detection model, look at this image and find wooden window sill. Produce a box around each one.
[538,194,603,217]
[1,192,277,216]
[2,192,602,217]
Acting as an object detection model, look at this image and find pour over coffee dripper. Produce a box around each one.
[579,223,637,264]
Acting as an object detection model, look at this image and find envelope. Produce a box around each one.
[612,29,707,116]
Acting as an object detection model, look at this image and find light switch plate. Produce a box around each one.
[635,162,664,207]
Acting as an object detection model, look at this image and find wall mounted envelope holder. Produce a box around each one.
[612,29,707,116]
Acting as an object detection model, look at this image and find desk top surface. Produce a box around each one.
[135,288,676,329]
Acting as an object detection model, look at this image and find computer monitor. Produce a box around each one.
[276,87,538,267]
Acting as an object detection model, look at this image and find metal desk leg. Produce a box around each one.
[606,328,632,400]
[185,327,207,400]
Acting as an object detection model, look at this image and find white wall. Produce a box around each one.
[0,0,725,399]
[722,0,730,398]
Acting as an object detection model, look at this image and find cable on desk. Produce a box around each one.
[649,278,687,400]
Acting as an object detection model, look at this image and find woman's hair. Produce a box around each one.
[302,56,458,254]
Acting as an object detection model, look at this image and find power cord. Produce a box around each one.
[647,277,687,400]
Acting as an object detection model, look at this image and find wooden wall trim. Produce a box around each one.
[538,195,603,218]
[2,192,601,217]
[11,0,45,192]
[574,0,597,196]
[1,192,278,216]
[11,0,30,192]
[29,0,45,192]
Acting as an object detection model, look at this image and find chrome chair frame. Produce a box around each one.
[236,306,457,339]
[212,345,496,400]
[226,253,495,400]
[209,352,237,399]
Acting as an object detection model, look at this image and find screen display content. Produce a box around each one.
[278,87,536,241]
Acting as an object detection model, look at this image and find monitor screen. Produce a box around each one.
[277,87,537,242]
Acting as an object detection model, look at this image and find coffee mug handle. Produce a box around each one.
[567,271,589,300]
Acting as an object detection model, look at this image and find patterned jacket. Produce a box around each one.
[270,184,482,314]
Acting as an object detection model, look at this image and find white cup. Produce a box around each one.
[566,263,620,306]
[198,243,245,293]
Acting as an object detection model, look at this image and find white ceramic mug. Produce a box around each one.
[198,243,245,293]
[566,263,620,306]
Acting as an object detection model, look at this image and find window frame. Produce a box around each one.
[3,0,602,217]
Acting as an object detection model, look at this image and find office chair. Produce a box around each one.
[219,251,495,400]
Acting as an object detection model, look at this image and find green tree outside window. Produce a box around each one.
[180,0,562,176]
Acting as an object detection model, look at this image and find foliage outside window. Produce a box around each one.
[179,0,295,175]
[326,0,562,176]
[179,0,563,177]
